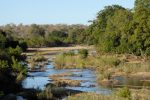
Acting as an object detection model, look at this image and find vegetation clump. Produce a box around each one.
[27,53,48,71]
[0,29,27,96]
[0,60,9,70]
[88,0,150,56]
[117,87,131,100]
[78,49,88,59]
[51,77,81,87]
[67,89,150,100]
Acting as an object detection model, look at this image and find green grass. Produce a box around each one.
[28,52,48,70]
[67,88,150,100]
[119,62,150,74]
[32,53,47,62]
[37,89,53,100]
[67,92,126,100]
[54,54,86,69]
[54,53,121,69]
[54,52,150,86]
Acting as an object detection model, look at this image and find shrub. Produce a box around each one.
[7,46,22,59]
[112,59,121,66]
[37,88,53,100]
[34,55,47,62]
[97,70,112,81]
[32,53,47,62]
[54,54,65,69]
[78,49,88,59]
[19,41,28,52]
[0,60,9,70]
[145,47,150,56]
[63,51,75,56]
[11,56,27,74]
[117,87,131,100]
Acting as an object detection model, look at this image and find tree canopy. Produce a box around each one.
[88,0,150,55]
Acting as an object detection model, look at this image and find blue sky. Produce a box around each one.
[0,0,135,25]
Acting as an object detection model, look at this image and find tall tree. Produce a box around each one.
[130,0,150,55]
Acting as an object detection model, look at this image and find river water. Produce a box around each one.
[22,62,111,95]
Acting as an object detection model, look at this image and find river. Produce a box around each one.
[22,61,112,95]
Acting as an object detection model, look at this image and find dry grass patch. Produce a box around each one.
[49,72,72,77]
[54,52,150,87]
[51,77,81,87]
[67,93,123,100]
[67,88,150,100]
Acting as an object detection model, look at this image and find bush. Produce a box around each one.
[54,54,65,69]
[113,59,121,66]
[11,56,27,74]
[37,84,53,100]
[7,46,22,58]
[63,51,75,56]
[32,54,47,62]
[78,49,88,59]
[117,87,131,100]
[0,60,9,70]
[19,41,28,52]
[97,70,112,81]
[145,47,150,56]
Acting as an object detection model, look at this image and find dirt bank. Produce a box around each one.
[23,45,94,56]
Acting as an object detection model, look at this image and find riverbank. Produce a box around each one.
[22,47,150,100]
[54,51,150,88]
[23,45,94,56]
[67,89,150,100]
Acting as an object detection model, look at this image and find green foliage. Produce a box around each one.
[11,56,27,74]
[37,90,53,100]
[26,36,46,47]
[63,51,75,56]
[28,24,45,37]
[98,70,112,80]
[0,60,9,69]
[117,87,131,100]
[19,41,28,51]
[78,49,88,59]
[32,53,47,62]
[54,54,65,69]
[7,46,22,60]
[0,31,7,49]
[145,47,150,56]
[89,2,150,56]
[0,28,27,95]
[1,24,89,47]
[112,59,121,66]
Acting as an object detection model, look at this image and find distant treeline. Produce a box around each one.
[0,24,91,47]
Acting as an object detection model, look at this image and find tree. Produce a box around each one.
[88,1,150,55]
[28,24,45,37]
[19,41,28,51]
[130,0,150,55]
[89,5,133,53]
[0,30,7,49]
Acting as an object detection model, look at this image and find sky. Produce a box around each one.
[0,0,135,25]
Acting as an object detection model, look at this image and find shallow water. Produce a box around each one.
[114,76,150,87]
[22,63,111,94]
